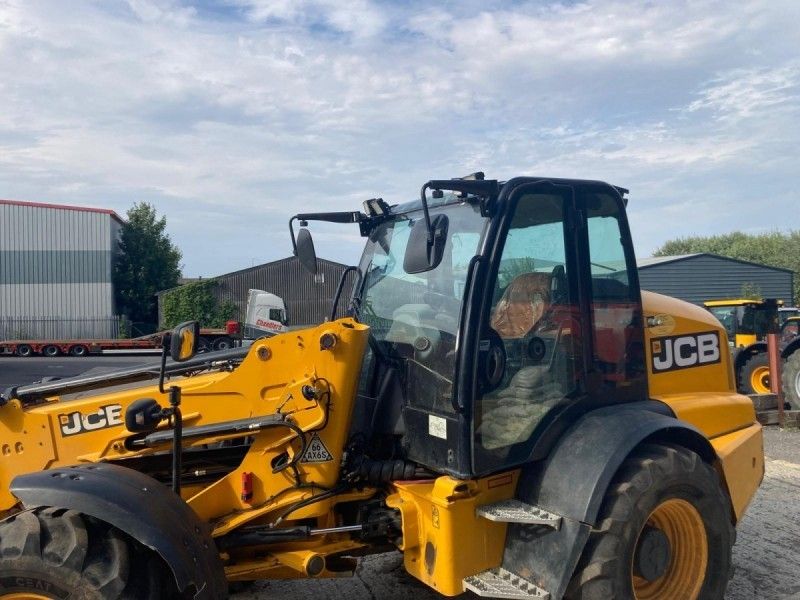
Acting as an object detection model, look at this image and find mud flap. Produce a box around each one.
[10,462,228,599]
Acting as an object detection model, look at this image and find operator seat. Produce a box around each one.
[490,272,552,338]
[481,272,560,451]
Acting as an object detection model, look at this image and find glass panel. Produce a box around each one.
[709,306,737,341]
[475,193,581,471]
[586,193,645,392]
[782,321,800,343]
[358,202,488,414]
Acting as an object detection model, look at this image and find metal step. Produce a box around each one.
[476,499,562,529]
[463,568,549,599]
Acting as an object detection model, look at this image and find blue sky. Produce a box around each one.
[1,0,798,276]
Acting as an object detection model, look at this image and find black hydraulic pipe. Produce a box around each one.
[133,413,285,448]
[169,385,183,495]
[330,266,363,321]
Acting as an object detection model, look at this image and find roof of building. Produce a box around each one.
[637,252,794,274]
[155,255,348,296]
[0,198,124,225]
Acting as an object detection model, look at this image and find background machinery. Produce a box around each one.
[0,175,763,600]
[703,298,781,394]
[703,298,800,406]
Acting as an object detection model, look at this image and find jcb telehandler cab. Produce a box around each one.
[0,175,763,600]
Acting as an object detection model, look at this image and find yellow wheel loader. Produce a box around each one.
[703,298,780,394]
[0,175,763,600]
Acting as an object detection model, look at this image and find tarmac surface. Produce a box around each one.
[1,356,797,599]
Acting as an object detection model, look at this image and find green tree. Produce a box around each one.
[114,203,182,325]
[160,280,238,328]
[653,231,800,303]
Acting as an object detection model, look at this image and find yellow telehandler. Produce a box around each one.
[0,175,763,600]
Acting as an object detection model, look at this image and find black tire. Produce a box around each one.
[15,344,33,357]
[42,345,61,358]
[738,352,771,395]
[213,337,232,351]
[198,337,212,353]
[0,508,173,599]
[566,444,734,600]
[70,345,89,357]
[781,350,800,410]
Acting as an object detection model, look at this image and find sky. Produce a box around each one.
[1,0,799,277]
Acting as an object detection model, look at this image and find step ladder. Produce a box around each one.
[463,567,549,599]
[476,499,562,529]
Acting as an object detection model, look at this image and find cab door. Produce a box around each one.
[469,180,645,475]
[471,182,586,473]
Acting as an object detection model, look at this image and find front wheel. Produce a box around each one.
[739,353,771,395]
[566,444,734,600]
[0,508,172,599]
[781,350,800,409]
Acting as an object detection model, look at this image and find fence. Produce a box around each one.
[0,316,126,341]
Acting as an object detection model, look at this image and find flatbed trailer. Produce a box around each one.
[0,328,235,357]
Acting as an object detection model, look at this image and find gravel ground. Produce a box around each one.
[233,426,800,600]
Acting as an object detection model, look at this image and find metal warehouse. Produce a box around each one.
[0,199,122,339]
[158,256,352,327]
[637,253,795,305]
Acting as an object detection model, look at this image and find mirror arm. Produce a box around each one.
[290,211,370,255]
[289,216,302,256]
[419,183,434,244]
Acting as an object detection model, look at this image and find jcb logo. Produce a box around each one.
[651,332,721,373]
[58,404,123,437]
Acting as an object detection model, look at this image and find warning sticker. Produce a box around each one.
[301,433,334,463]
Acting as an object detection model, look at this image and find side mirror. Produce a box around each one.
[170,321,200,362]
[296,228,318,275]
[125,398,164,433]
[403,214,449,274]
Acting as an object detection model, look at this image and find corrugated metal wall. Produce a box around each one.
[638,254,794,305]
[0,201,120,337]
[159,256,354,327]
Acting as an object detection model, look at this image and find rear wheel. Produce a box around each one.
[213,337,232,351]
[781,350,800,409]
[0,508,173,600]
[739,353,771,395]
[15,344,33,357]
[566,444,734,600]
[70,345,89,357]
[42,345,60,358]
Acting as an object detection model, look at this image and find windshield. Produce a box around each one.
[357,201,487,413]
[709,304,774,340]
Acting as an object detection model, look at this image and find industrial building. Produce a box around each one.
[637,253,795,305]
[0,199,123,339]
[158,256,353,328]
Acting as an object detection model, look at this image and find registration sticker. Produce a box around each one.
[428,415,447,440]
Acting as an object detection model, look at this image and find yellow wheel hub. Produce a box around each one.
[632,498,708,600]
[0,594,54,600]
[750,366,771,394]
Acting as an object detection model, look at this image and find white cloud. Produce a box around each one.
[0,0,798,275]
[686,64,800,121]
